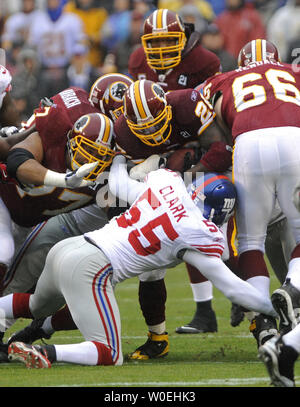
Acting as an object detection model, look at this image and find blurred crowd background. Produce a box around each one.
[0,0,298,121]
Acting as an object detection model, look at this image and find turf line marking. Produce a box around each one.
[52,376,300,387]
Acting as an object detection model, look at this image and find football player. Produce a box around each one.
[1,73,133,297]
[4,155,277,368]
[128,8,221,91]
[0,83,117,298]
[0,63,43,306]
[6,78,232,360]
[112,78,233,358]
[0,74,134,360]
[128,8,232,342]
[202,39,300,347]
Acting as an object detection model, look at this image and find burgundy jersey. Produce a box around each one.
[0,87,100,227]
[114,88,215,160]
[128,44,221,91]
[204,61,300,141]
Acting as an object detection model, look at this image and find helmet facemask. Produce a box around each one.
[124,80,173,146]
[67,114,116,181]
[142,31,186,70]
[142,9,187,70]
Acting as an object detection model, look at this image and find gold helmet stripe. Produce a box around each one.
[98,113,113,144]
[152,9,168,30]
[130,81,148,122]
[256,39,262,61]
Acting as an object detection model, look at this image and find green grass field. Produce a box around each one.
[0,261,299,388]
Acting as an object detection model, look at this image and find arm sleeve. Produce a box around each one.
[182,249,277,317]
[108,155,146,205]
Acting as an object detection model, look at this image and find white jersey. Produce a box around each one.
[85,169,225,284]
[27,11,85,68]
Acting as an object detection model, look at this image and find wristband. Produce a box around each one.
[43,170,67,188]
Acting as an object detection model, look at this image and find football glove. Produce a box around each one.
[129,155,166,181]
[0,126,19,138]
[44,161,98,188]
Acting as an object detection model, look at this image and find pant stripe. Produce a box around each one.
[92,264,120,364]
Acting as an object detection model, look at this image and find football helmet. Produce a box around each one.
[187,172,237,226]
[67,112,115,181]
[238,39,280,67]
[89,73,133,122]
[141,8,187,70]
[124,79,172,146]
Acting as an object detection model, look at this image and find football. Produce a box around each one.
[166,148,197,173]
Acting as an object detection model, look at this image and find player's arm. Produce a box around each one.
[6,132,95,188]
[181,249,277,317]
[6,131,46,185]
[108,155,146,205]
[186,120,232,176]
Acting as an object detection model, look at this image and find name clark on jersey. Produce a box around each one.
[159,185,188,222]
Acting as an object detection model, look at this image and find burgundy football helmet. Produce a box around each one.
[238,39,280,67]
[67,112,116,181]
[124,79,172,146]
[89,73,133,122]
[141,8,187,70]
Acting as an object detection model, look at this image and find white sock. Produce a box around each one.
[41,316,55,336]
[0,294,14,332]
[191,281,213,302]
[148,322,166,335]
[282,323,300,354]
[246,276,270,298]
[286,258,300,291]
[55,341,99,365]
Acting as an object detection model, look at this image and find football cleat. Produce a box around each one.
[271,279,300,335]
[250,313,278,348]
[7,318,52,345]
[230,303,245,327]
[127,331,169,360]
[176,309,218,334]
[8,342,51,368]
[258,336,297,387]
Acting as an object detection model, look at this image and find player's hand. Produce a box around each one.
[129,154,166,181]
[293,183,300,212]
[0,126,19,138]
[65,162,98,188]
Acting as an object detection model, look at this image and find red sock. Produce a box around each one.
[92,341,113,365]
[186,263,208,283]
[51,305,77,331]
[291,244,300,259]
[238,250,269,280]
[12,293,33,318]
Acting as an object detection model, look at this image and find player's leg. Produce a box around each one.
[233,133,278,346]
[128,269,169,360]
[271,141,300,334]
[2,214,84,348]
[265,217,295,285]
[9,236,122,367]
